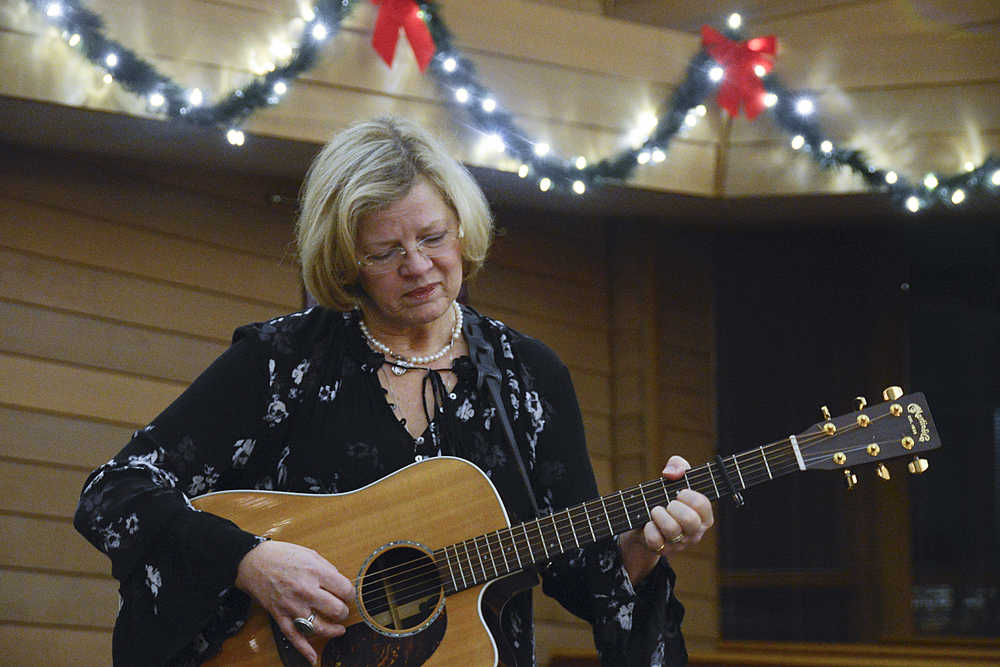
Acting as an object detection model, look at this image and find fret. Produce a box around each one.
[484,533,499,578]
[732,455,746,489]
[638,483,651,519]
[534,520,550,559]
[684,473,691,490]
[472,535,488,582]
[567,507,580,547]
[491,530,509,574]
[598,496,614,536]
[760,446,773,479]
[442,547,458,593]
[451,544,467,590]
[618,490,633,530]
[582,502,597,542]
[506,528,523,569]
[706,462,721,499]
[462,540,476,585]
[550,513,564,552]
[658,477,673,504]
[521,523,536,562]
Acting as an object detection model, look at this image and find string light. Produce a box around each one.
[311,23,328,40]
[963,161,975,172]
[791,135,805,150]
[454,87,469,104]
[795,98,814,115]
[538,177,552,192]
[727,13,742,30]
[763,92,778,107]
[148,92,165,108]
[533,143,550,157]
[518,164,529,178]
[885,171,898,185]
[273,81,287,95]
[45,2,61,17]
[992,170,1000,187]
[709,66,724,82]
[637,151,651,165]
[481,97,497,113]
[951,189,966,205]
[104,52,118,68]
[188,88,203,106]
[225,129,245,146]
[905,196,921,213]
[820,140,833,154]
[652,148,666,162]
[575,156,587,170]
[442,57,457,72]
[924,173,938,190]
[572,180,586,194]
[754,64,767,77]
[67,32,80,47]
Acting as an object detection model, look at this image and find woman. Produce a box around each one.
[75,116,713,666]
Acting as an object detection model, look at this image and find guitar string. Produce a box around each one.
[357,432,909,615]
[353,426,893,609]
[357,434,913,616]
[351,411,910,611]
[351,415,905,609]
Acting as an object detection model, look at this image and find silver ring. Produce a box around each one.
[669,533,685,544]
[293,613,316,636]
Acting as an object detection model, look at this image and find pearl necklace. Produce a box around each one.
[359,302,463,376]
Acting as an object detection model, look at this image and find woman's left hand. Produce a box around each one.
[617,455,714,586]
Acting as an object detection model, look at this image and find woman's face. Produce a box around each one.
[355,178,463,333]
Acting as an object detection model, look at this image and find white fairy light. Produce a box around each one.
[684,113,698,127]
[652,148,666,163]
[575,156,587,170]
[273,81,287,95]
[533,143,550,157]
[790,135,805,150]
[695,104,707,117]
[572,180,586,195]
[102,73,113,84]
[539,177,552,192]
[951,189,966,205]
[820,140,833,154]
[709,66,724,82]
[46,3,62,18]
[637,151,651,165]
[905,196,921,213]
[226,129,245,146]
[885,171,898,185]
[105,53,119,68]
[991,170,1000,186]
[485,133,505,153]
[481,98,497,113]
[311,23,328,40]
[149,92,165,108]
[443,57,457,73]
[923,173,938,190]
[301,6,316,21]
[68,33,81,47]
[728,13,742,30]
[795,98,814,115]
[763,92,778,107]
[754,64,767,77]
[518,164,529,178]
[963,161,975,172]
[455,88,469,104]
[188,88,203,107]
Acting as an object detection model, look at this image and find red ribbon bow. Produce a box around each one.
[701,25,777,120]
[371,0,436,72]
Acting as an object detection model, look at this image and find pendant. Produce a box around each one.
[391,365,408,376]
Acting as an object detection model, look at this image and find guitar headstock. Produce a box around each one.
[794,387,940,484]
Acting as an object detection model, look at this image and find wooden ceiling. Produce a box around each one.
[1,0,997,205]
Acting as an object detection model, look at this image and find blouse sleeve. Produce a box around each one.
[73,334,271,665]
[524,347,688,666]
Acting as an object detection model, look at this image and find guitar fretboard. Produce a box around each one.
[433,440,804,594]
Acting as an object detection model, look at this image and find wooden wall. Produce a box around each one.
[0,142,718,663]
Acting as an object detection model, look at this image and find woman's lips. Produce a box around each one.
[404,284,437,300]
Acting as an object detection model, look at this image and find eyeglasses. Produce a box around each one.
[357,227,461,274]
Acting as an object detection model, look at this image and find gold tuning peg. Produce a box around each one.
[876,463,891,480]
[908,457,929,475]
[843,469,858,491]
[882,386,904,401]
[821,405,831,421]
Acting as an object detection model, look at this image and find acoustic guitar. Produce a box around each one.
[193,387,940,666]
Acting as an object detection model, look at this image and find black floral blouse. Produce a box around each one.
[74,305,687,666]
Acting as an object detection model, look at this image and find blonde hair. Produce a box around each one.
[297,116,493,310]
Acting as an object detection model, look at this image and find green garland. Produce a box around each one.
[28,0,999,211]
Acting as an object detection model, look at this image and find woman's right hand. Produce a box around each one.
[235,540,356,665]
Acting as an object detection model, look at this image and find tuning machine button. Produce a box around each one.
[856,396,868,410]
[882,386,904,401]
[908,457,929,475]
[843,469,858,490]
[876,463,891,480]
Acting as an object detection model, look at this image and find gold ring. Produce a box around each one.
[655,543,665,553]
[669,533,685,544]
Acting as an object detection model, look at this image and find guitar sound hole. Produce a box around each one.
[358,543,444,637]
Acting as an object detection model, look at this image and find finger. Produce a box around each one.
[665,497,703,538]
[318,564,356,602]
[642,520,668,552]
[661,455,691,480]
[310,587,351,623]
[276,616,318,665]
[648,505,682,542]
[676,489,715,528]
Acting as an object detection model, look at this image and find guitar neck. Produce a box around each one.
[434,440,803,595]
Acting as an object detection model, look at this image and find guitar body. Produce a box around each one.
[194,457,520,667]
